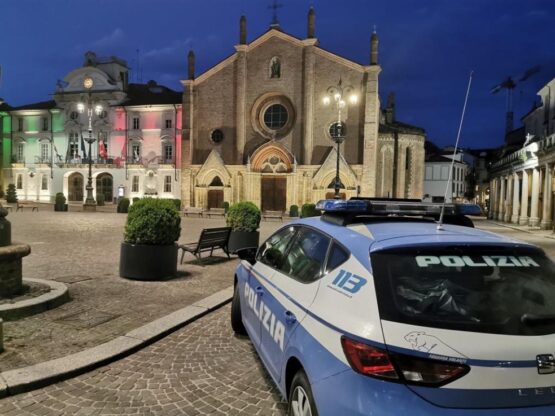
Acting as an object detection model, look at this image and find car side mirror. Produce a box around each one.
[237,247,257,265]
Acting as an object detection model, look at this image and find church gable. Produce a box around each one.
[312,147,358,189]
[195,150,231,186]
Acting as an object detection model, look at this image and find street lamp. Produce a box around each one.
[77,76,103,211]
[323,79,357,199]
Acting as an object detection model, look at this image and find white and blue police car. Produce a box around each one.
[231,199,555,415]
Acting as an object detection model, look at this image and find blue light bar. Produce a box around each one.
[315,199,369,212]
[316,199,457,216]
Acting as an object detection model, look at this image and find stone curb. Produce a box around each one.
[488,221,555,240]
[0,285,233,398]
[0,278,70,321]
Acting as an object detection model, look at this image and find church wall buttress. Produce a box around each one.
[302,42,315,164]
[235,46,247,164]
[361,66,381,197]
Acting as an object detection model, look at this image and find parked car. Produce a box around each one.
[231,198,555,415]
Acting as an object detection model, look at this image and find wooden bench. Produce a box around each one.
[1,204,14,212]
[16,201,39,212]
[204,208,226,218]
[182,207,204,217]
[262,210,284,222]
[178,227,231,264]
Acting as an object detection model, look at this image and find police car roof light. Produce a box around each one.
[315,199,459,217]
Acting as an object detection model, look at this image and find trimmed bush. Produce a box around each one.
[0,188,4,198]
[132,197,140,204]
[96,194,105,206]
[117,197,130,213]
[222,201,230,214]
[124,198,181,245]
[6,184,17,203]
[289,204,299,217]
[172,199,181,211]
[226,201,261,232]
[54,192,66,211]
[301,203,321,218]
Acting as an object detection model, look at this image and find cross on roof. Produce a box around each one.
[269,0,283,27]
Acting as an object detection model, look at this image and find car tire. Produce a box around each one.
[288,370,318,416]
[231,283,247,335]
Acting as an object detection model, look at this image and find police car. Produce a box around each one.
[231,199,555,415]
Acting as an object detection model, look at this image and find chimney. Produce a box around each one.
[370,30,379,65]
[307,7,315,39]
[240,15,247,44]
[188,50,195,80]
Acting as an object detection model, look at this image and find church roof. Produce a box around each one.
[122,82,182,106]
[379,120,425,135]
[11,100,57,111]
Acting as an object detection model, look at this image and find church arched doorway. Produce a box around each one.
[251,144,294,212]
[207,176,224,209]
[68,172,84,202]
[96,173,113,203]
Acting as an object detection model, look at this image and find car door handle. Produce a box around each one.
[284,310,297,325]
[255,286,264,296]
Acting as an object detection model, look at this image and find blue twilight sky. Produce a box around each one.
[1,0,554,149]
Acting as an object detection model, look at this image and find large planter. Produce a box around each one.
[228,230,260,254]
[119,242,177,280]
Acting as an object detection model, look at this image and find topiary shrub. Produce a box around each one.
[117,197,130,213]
[6,184,17,203]
[132,197,140,204]
[55,192,66,211]
[0,188,4,198]
[124,198,181,245]
[289,204,299,217]
[222,201,230,214]
[96,194,105,206]
[172,199,181,211]
[226,201,261,232]
[301,203,321,218]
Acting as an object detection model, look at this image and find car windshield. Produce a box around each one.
[371,245,555,335]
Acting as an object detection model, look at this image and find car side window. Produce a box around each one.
[325,242,350,273]
[279,228,331,283]
[258,226,297,269]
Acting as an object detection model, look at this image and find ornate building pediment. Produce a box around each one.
[312,147,357,189]
[196,150,231,186]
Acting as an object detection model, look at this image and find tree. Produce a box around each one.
[6,184,18,203]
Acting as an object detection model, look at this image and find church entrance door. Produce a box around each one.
[261,177,286,212]
[207,190,224,209]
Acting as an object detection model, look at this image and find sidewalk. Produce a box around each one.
[0,212,281,375]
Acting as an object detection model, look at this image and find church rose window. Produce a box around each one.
[264,104,288,130]
[211,129,224,144]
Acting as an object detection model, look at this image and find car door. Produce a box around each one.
[259,226,331,382]
[245,226,297,349]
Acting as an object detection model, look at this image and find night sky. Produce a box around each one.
[1,0,554,149]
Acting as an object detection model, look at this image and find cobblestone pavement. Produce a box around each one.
[1,210,282,371]
[0,305,287,416]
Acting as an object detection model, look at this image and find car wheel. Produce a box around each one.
[288,370,318,416]
[231,283,247,335]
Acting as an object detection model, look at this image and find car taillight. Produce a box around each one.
[341,336,469,387]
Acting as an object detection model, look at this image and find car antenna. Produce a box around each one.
[437,71,474,231]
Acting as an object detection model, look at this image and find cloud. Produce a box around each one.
[143,38,193,60]
[91,28,126,48]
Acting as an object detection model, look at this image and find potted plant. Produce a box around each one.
[119,198,181,280]
[226,201,261,253]
[54,192,67,212]
[6,184,17,204]
[117,197,130,213]
[289,204,299,218]
[301,203,321,218]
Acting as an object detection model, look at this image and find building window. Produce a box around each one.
[16,174,23,189]
[164,175,172,193]
[165,119,172,129]
[99,110,107,119]
[18,118,23,132]
[269,56,281,78]
[69,132,79,159]
[70,111,79,120]
[264,104,288,130]
[41,175,48,190]
[40,143,50,162]
[131,142,141,162]
[132,175,139,192]
[210,129,224,144]
[42,117,48,131]
[16,143,24,162]
[163,144,173,163]
[132,117,140,130]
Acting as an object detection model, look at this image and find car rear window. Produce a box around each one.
[371,245,555,335]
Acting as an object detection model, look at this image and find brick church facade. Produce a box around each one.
[180,8,425,211]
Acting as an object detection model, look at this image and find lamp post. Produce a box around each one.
[77,76,103,212]
[323,79,357,199]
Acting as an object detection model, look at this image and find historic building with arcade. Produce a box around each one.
[0,52,182,204]
[180,8,426,211]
